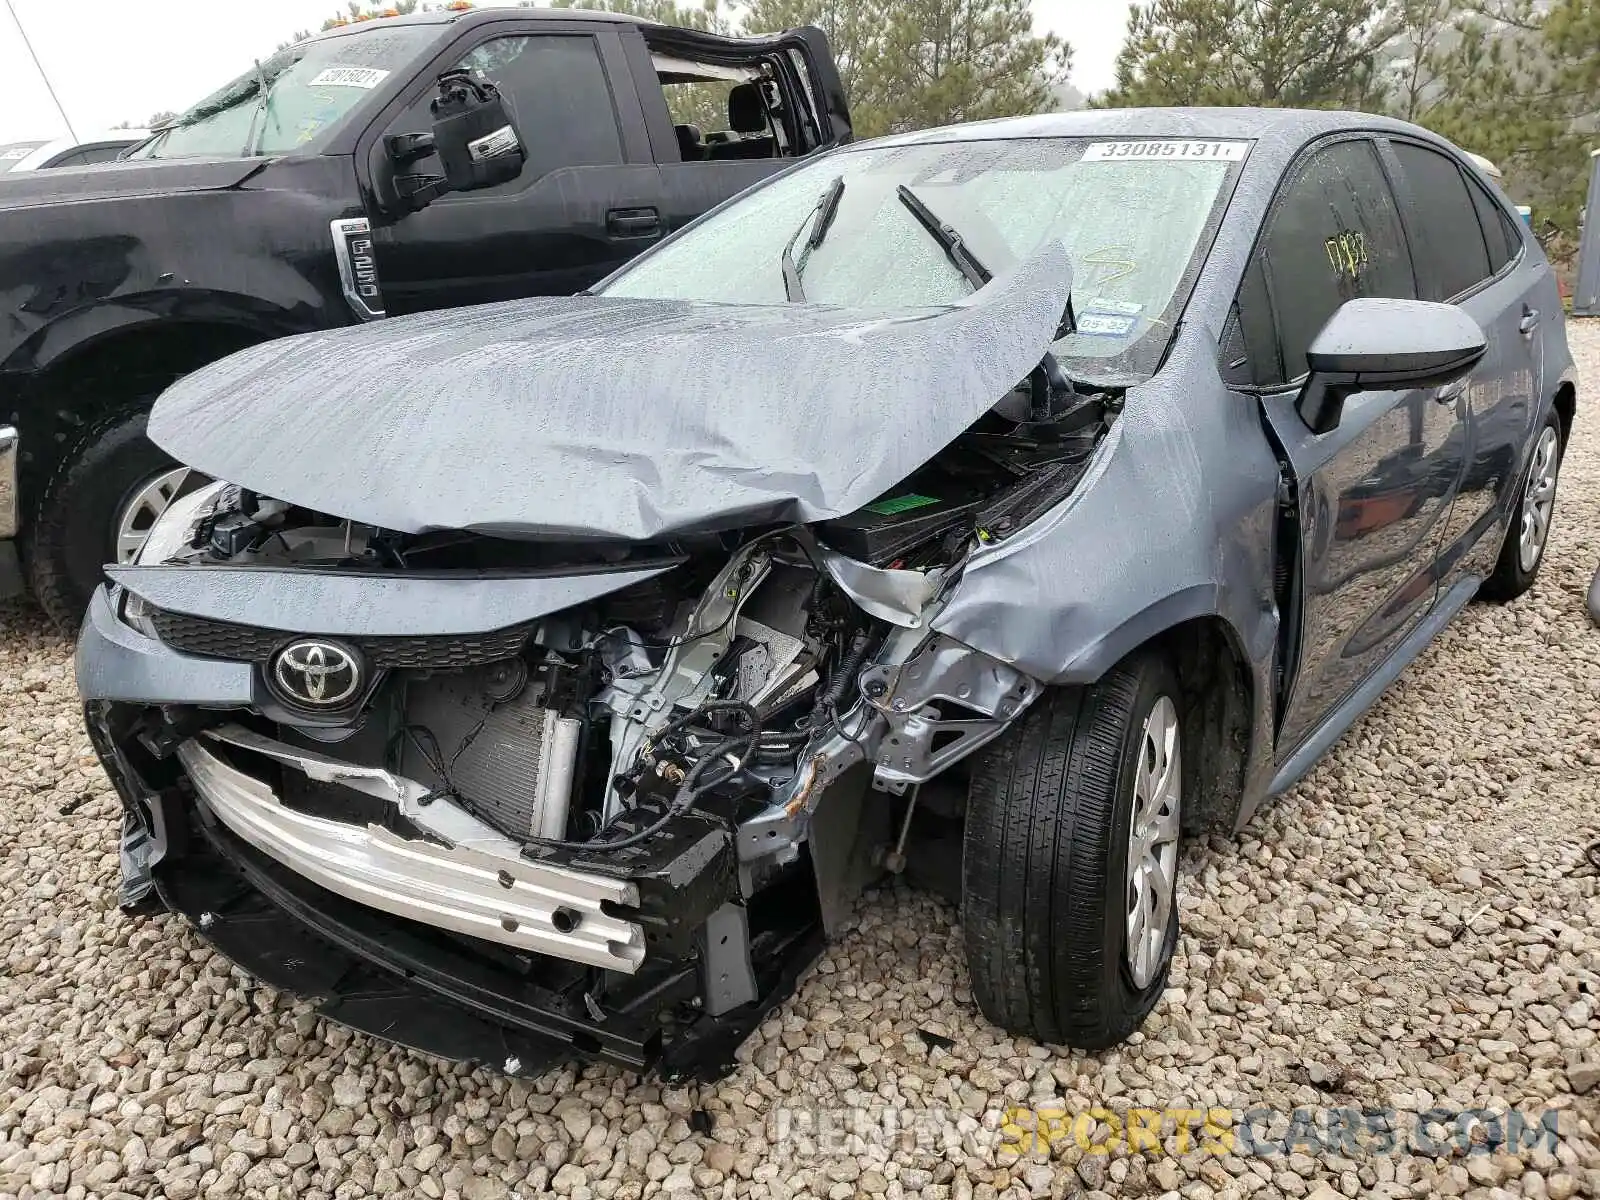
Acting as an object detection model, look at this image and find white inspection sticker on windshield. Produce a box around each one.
[1083,140,1248,162]
[0,148,29,160]
[308,66,391,89]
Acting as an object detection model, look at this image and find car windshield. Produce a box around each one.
[126,25,436,161]
[599,136,1248,383]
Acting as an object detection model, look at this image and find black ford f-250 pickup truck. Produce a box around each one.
[0,6,850,627]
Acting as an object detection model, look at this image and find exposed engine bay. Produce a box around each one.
[83,375,1116,1079]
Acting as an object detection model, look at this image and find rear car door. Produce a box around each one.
[360,22,670,314]
[1380,137,1541,579]
[1227,137,1469,755]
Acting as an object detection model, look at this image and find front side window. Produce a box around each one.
[386,35,623,186]
[1242,139,1416,386]
[1389,141,1492,301]
[600,137,1247,383]
[127,25,437,160]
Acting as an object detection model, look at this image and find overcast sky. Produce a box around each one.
[0,0,1128,145]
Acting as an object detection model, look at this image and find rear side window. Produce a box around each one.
[1466,174,1522,273]
[1389,141,1491,301]
[1239,138,1416,386]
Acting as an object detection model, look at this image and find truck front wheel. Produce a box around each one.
[27,408,194,630]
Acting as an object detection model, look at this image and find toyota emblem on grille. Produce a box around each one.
[271,640,362,708]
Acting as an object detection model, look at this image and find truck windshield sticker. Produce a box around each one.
[1082,140,1248,163]
[308,66,391,89]
[1076,311,1140,338]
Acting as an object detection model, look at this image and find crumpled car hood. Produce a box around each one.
[149,246,1074,542]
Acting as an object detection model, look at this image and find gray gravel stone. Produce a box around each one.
[2,324,1599,1200]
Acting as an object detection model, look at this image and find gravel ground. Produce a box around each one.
[2,328,1599,1200]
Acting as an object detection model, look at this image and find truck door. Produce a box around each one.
[359,22,669,314]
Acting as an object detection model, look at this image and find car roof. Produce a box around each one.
[870,107,1458,159]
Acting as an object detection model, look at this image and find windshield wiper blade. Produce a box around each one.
[895,184,991,290]
[780,176,845,303]
[894,185,1087,425]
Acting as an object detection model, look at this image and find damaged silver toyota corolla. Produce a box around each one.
[76,110,1579,1079]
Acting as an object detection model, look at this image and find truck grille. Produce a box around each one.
[147,607,536,671]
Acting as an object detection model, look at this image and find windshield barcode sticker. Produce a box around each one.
[1083,140,1248,162]
[308,66,391,89]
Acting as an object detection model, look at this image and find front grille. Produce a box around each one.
[148,607,536,670]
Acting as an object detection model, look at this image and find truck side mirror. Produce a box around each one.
[430,69,526,193]
[386,69,526,213]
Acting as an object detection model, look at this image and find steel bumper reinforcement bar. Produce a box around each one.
[177,727,645,971]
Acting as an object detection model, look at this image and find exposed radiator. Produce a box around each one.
[398,664,579,842]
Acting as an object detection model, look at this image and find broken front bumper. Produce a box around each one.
[77,598,823,1080]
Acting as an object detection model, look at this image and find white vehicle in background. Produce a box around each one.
[0,131,149,172]
[0,141,47,172]
[1466,151,1504,181]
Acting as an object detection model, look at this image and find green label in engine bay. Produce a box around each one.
[864,494,943,516]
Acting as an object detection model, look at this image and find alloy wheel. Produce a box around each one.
[1517,425,1560,574]
[1126,694,1181,989]
[114,467,191,564]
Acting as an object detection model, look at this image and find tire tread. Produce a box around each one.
[963,655,1174,1050]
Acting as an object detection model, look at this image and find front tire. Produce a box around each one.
[1479,412,1563,603]
[27,408,190,630]
[961,652,1182,1050]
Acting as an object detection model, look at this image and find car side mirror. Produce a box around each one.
[1297,298,1487,435]
[386,69,526,213]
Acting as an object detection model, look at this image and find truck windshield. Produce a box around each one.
[599,137,1248,383]
[127,25,436,160]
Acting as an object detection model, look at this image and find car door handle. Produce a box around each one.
[606,208,661,239]
[1519,308,1541,336]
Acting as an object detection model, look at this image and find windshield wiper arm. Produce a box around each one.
[780,176,845,303]
[895,183,1077,334]
[895,184,992,290]
[896,185,1087,423]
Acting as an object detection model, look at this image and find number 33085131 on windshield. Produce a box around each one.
[1082,140,1249,162]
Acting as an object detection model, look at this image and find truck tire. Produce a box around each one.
[961,651,1183,1050]
[27,408,189,631]
[1479,412,1563,603]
